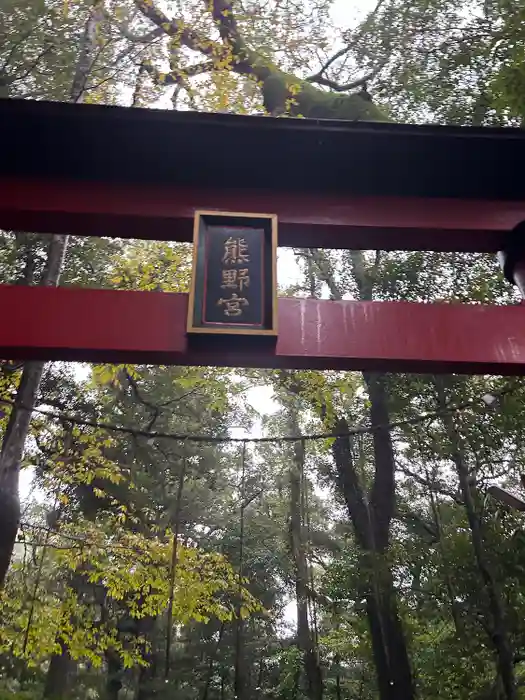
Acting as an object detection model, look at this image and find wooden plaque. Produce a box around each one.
[187,211,278,336]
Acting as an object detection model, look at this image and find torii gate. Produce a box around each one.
[2,98,525,375]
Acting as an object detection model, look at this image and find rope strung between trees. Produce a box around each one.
[0,386,515,444]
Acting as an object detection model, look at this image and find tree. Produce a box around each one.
[0,0,119,587]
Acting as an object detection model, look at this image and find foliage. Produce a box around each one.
[1,517,259,669]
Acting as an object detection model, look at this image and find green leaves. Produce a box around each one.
[109,241,193,294]
[1,514,260,668]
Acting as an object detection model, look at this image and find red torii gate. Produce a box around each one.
[2,98,525,375]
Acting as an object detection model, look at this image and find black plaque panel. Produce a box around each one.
[188,212,277,335]
[203,226,264,326]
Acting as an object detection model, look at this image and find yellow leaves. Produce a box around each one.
[92,362,136,389]
[239,606,251,619]
[2,501,263,671]
[122,649,137,669]
[39,423,132,511]
[172,547,261,624]
[0,587,67,665]
[114,5,126,20]
[109,241,193,293]
[46,514,261,638]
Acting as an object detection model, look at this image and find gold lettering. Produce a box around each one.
[221,268,250,291]
[217,293,249,317]
[237,268,250,291]
[221,269,238,289]
[222,237,250,265]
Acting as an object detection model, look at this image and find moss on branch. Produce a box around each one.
[261,71,388,122]
[134,0,388,122]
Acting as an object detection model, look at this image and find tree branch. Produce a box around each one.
[143,59,215,85]
[396,462,463,505]
[70,0,105,103]
[134,0,268,84]
[118,23,164,43]
[394,508,438,541]
[307,250,342,300]
[7,46,54,86]
[1,23,43,74]
[134,0,222,59]
[305,0,389,93]
[306,44,353,84]
[307,62,387,93]
[208,0,243,52]
[104,5,164,43]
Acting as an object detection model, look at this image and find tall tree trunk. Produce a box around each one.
[307,249,415,700]
[426,469,464,637]
[201,625,225,700]
[330,414,414,700]
[256,657,264,697]
[335,655,342,700]
[135,617,159,700]
[365,372,415,700]
[202,658,214,700]
[164,457,187,680]
[436,378,517,700]
[0,0,103,588]
[235,444,248,700]
[43,641,75,700]
[105,649,123,700]
[288,409,323,700]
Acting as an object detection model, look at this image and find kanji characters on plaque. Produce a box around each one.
[217,237,251,318]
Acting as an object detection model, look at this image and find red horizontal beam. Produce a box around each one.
[1,178,525,252]
[1,285,524,374]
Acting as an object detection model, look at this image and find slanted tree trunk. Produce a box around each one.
[435,377,517,700]
[0,0,104,588]
[288,408,323,700]
[329,406,414,700]
[306,250,415,700]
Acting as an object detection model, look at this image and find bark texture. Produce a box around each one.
[288,410,323,700]
[436,378,517,700]
[43,643,75,700]
[308,250,415,700]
